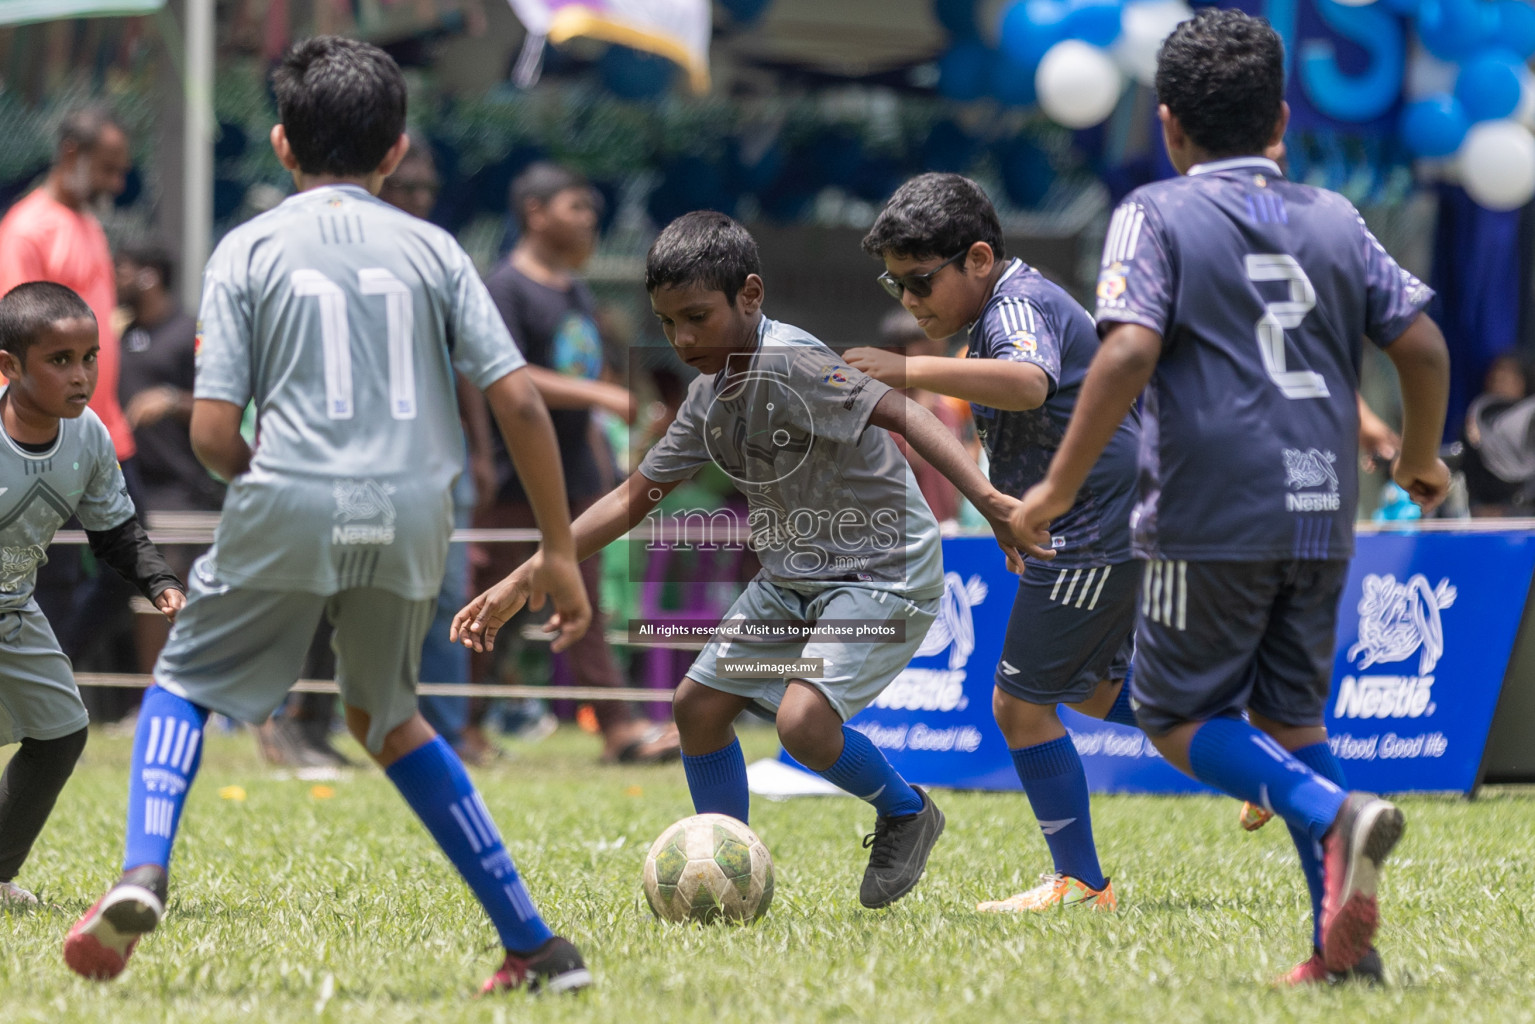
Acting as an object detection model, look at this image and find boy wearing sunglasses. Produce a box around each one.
[846,172,1141,913]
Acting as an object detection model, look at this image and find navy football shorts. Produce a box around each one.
[994,560,1139,705]
[1130,558,1348,736]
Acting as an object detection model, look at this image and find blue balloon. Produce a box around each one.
[720,0,772,23]
[937,39,992,101]
[1400,94,1471,157]
[1000,0,1069,69]
[599,46,675,100]
[1456,50,1525,123]
[989,50,1038,106]
[1418,0,1495,61]
[1065,0,1122,48]
[1378,0,1419,14]
[934,0,980,38]
[1495,0,1535,60]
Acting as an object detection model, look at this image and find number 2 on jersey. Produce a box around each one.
[1244,254,1329,400]
[292,268,417,420]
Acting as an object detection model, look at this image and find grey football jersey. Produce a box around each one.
[639,317,944,601]
[195,184,526,598]
[0,400,134,610]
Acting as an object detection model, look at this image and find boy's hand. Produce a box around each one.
[978,490,1026,574]
[155,588,186,623]
[1392,456,1451,513]
[843,347,906,388]
[525,551,592,653]
[1013,480,1074,561]
[452,564,533,653]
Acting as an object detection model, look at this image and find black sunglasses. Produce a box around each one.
[877,249,968,301]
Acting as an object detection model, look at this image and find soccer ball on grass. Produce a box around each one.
[642,813,774,923]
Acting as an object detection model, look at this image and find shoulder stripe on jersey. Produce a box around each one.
[994,297,1040,341]
[1123,209,1145,260]
[1103,207,1129,267]
[1103,204,1146,266]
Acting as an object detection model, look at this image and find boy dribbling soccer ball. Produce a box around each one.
[456,211,1024,909]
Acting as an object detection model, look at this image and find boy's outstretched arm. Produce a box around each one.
[86,517,186,621]
[482,367,591,650]
[1383,313,1451,511]
[867,389,1023,571]
[845,348,1049,411]
[452,467,681,653]
[1014,323,1160,559]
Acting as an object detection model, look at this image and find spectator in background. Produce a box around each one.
[116,244,225,683]
[474,162,679,764]
[863,310,977,527]
[0,106,135,469]
[1462,354,1532,517]
[116,244,224,516]
[0,106,141,720]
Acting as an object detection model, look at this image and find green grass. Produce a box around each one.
[3,724,1533,1023]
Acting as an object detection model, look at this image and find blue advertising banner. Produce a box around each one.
[776,530,1535,796]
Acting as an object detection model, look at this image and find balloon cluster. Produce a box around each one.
[1396,0,1535,210]
[937,0,1194,128]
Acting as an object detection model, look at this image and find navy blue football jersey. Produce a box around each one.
[969,259,1140,567]
[1094,157,1432,562]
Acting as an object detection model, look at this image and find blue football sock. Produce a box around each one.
[1288,741,1346,950]
[682,738,750,823]
[1011,736,1106,890]
[386,737,552,953]
[1103,666,1138,727]
[816,727,923,818]
[123,686,209,873]
[1187,716,1347,843]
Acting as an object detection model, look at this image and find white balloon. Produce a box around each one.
[1459,120,1535,211]
[1037,41,1124,129]
[1113,0,1193,86]
[1329,0,1377,6]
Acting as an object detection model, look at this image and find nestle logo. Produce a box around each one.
[1285,492,1341,511]
[332,524,395,545]
[1333,675,1435,719]
[871,669,968,712]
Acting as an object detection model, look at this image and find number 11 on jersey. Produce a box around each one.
[292,268,418,420]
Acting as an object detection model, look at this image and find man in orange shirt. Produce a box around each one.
[0,106,136,468]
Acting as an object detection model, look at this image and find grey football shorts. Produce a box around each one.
[686,581,939,722]
[0,600,88,746]
[155,557,435,753]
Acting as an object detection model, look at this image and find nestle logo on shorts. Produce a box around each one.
[1333,572,1455,721]
[716,658,826,678]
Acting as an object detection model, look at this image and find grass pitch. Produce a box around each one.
[3,724,1532,1023]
